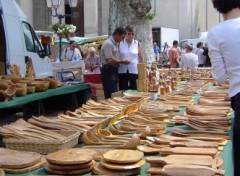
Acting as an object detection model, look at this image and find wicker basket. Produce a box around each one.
[3,130,80,155]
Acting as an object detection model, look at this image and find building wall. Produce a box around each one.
[17,0,221,39]
[84,0,98,37]
[151,0,220,41]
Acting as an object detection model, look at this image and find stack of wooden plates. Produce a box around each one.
[45,148,96,175]
[0,148,45,174]
[93,149,145,175]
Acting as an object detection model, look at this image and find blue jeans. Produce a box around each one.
[101,65,118,99]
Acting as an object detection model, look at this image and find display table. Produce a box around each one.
[0,84,90,120]
[2,82,234,176]
[83,73,101,84]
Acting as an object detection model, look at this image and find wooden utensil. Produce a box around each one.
[93,163,141,176]
[46,148,96,165]
[147,164,225,176]
[169,140,218,148]
[159,147,218,157]
[0,148,41,169]
[100,159,145,170]
[146,155,215,168]
[103,149,144,164]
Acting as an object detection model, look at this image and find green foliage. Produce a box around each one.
[146,12,156,21]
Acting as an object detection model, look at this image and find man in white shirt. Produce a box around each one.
[179,44,198,69]
[195,42,204,67]
[62,40,82,61]
[208,1,240,175]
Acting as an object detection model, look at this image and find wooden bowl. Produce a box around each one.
[0,82,8,91]
[19,80,32,85]
[27,86,35,94]
[45,78,59,89]
[0,83,16,101]
[31,81,50,92]
[15,86,27,97]
[15,83,27,88]
[10,76,21,83]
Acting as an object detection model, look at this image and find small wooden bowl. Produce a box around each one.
[45,78,59,89]
[31,81,50,92]
[27,86,35,94]
[15,86,27,97]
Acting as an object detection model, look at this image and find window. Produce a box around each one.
[22,22,42,53]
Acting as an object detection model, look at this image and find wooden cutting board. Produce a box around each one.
[44,163,94,175]
[100,159,145,170]
[2,157,46,174]
[48,160,95,171]
[147,164,225,176]
[0,148,41,169]
[93,163,141,176]
[137,145,161,155]
[103,149,143,164]
[159,147,218,157]
[46,148,96,165]
[146,155,215,168]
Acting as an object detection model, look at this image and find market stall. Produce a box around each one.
[0,68,233,176]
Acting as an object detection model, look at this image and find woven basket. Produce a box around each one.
[3,130,80,155]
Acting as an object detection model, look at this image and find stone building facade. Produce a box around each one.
[17,0,221,40]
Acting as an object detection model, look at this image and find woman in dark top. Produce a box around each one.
[203,44,211,67]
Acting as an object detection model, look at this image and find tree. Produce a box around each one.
[109,0,155,63]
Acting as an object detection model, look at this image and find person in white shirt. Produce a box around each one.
[63,40,82,61]
[207,1,240,175]
[195,42,205,67]
[118,25,144,90]
[179,44,198,69]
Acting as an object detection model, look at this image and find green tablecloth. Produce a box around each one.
[0,83,89,109]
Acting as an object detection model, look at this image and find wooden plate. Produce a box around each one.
[93,163,141,175]
[103,149,143,164]
[48,160,95,171]
[100,159,145,170]
[0,148,41,169]
[46,148,97,165]
[44,163,94,175]
[2,157,46,174]
[137,145,160,155]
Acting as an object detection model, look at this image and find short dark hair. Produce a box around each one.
[197,42,203,48]
[69,40,76,45]
[173,40,178,46]
[112,27,127,35]
[212,0,240,13]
